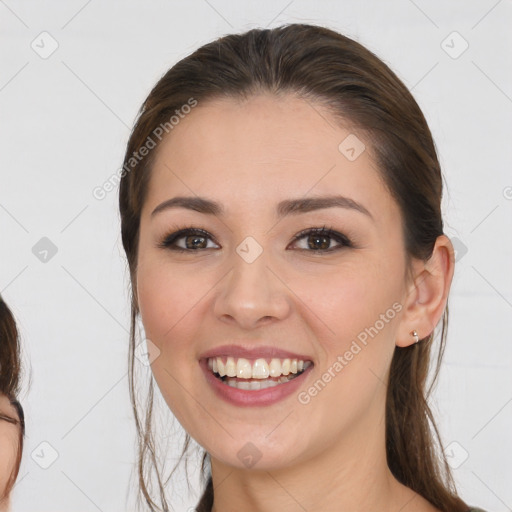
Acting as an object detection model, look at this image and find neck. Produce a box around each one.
[209,406,418,512]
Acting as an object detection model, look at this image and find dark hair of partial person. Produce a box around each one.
[118,23,469,512]
[0,295,25,501]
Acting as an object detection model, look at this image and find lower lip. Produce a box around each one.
[200,359,314,407]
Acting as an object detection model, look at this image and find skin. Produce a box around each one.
[0,394,19,511]
[136,93,455,512]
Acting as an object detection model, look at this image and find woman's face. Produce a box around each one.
[0,394,19,508]
[136,93,414,470]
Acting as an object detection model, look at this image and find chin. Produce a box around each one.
[207,432,305,471]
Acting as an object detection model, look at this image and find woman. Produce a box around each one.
[119,24,486,511]
[0,296,25,511]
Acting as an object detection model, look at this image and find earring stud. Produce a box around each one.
[411,330,419,344]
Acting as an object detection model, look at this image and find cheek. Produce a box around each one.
[0,425,18,496]
[291,258,394,333]
[136,261,209,433]
[137,257,208,348]
[290,257,402,381]
[291,263,402,425]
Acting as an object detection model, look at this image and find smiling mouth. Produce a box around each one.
[208,357,313,390]
[215,372,304,390]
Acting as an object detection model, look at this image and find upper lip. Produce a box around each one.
[199,344,313,362]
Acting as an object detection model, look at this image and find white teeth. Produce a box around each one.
[225,357,237,377]
[224,375,289,390]
[208,356,312,379]
[249,380,261,390]
[216,358,223,375]
[236,358,252,379]
[269,358,282,377]
[252,359,270,379]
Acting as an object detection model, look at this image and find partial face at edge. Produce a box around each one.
[134,93,411,470]
[0,394,20,509]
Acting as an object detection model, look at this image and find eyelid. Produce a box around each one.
[289,225,353,250]
[158,224,353,253]
[0,413,19,425]
[157,226,220,250]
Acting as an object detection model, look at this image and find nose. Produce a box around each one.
[213,248,292,330]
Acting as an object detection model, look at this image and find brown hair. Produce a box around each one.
[119,23,468,511]
[0,295,25,502]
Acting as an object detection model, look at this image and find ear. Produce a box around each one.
[396,234,455,347]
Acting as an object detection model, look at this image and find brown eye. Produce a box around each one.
[159,228,219,251]
[158,226,353,254]
[182,233,208,249]
[289,227,353,252]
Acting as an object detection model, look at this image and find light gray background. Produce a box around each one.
[1,1,511,511]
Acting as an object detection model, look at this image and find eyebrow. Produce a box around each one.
[151,195,373,220]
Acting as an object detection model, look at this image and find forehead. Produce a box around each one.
[144,94,397,225]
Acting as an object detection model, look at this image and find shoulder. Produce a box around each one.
[467,507,488,512]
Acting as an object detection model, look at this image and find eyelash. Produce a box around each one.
[0,413,19,425]
[157,224,354,254]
